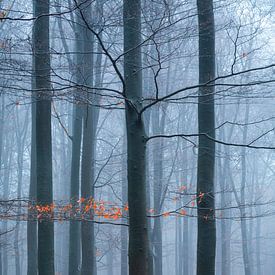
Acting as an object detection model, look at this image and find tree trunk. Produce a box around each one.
[0,93,4,275]
[240,100,252,275]
[14,108,29,275]
[79,2,97,274]
[27,56,38,275]
[121,135,128,275]
[196,1,216,275]
[68,3,84,274]
[33,0,55,274]
[152,107,163,275]
[124,0,149,274]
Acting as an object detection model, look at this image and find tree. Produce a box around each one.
[123,0,149,274]
[196,1,216,275]
[33,0,55,274]
[68,2,84,274]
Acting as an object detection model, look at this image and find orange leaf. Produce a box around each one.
[179,209,187,216]
[162,212,170,217]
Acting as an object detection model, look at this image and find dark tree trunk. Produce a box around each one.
[79,2,97,274]
[33,0,55,274]
[124,0,149,274]
[196,1,216,275]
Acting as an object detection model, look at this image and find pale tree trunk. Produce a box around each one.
[143,69,154,275]
[175,169,182,275]
[2,126,13,275]
[196,1,216,275]
[121,135,128,275]
[68,2,84,274]
[181,139,189,275]
[0,93,4,275]
[27,57,38,275]
[14,108,29,275]
[254,158,261,275]
[218,102,231,275]
[33,0,55,274]
[151,106,164,275]
[124,0,149,274]
[240,100,252,275]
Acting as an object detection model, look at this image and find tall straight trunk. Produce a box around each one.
[254,161,261,275]
[196,1,216,275]
[33,0,54,274]
[181,140,189,275]
[2,132,13,275]
[240,100,251,275]
[144,110,154,275]
[0,93,4,275]
[68,3,84,274]
[175,171,182,275]
[81,105,96,275]
[152,107,164,275]
[79,1,97,274]
[121,135,128,275]
[27,56,38,275]
[220,159,231,275]
[124,0,149,274]
[68,104,82,275]
[143,64,154,275]
[218,102,231,275]
[81,98,96,275]
[14,109,28,275]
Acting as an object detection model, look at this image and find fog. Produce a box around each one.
[0,0,275,274]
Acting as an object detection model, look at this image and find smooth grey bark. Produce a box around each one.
[220,158,231,275]
[27,55,38,275]
[196,1,216,275]
[2,127,13,275]
[175,169,183,275]
[0,94,4,275]
[218,102,231,275]
[107,190,114,275]
[124,0,149,274]
[27,96,38,275]
[33,0,55,274]
[253,157,261,275]
[79,1,98,274]
[240,100,252,275]
[68,104,83,275]
[121,135,128,275]
[181,139,189,275]
[14,108,29,275]
[0,94,4,177]
[143,66,154,275]
[152,107,164,275]
[68,4,84,274]
[81,103,96,275]
[80,97,96,275]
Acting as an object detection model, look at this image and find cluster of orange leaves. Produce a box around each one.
[28,186,205,221]
[29,198,129,221]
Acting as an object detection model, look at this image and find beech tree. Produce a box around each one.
[123,0,149,274]
[0,1,274,275]
[33,0,54,274]
[196,1,216,274]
